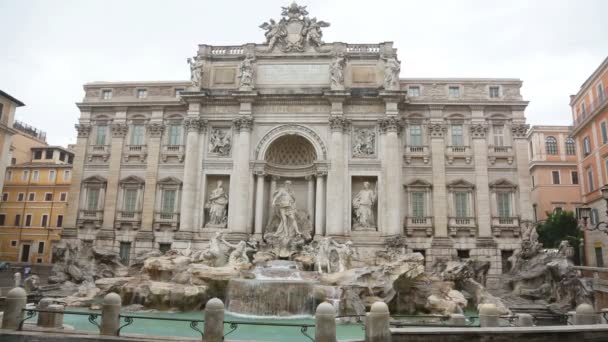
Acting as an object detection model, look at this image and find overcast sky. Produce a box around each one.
[1,0,607,146]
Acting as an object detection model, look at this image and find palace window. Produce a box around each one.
[95,125,108,145]
[45,150,53,159]
[490,179,517,220]
[5,170,12,181]
[408,86,420,97]
[409,124,423,146]
[449,86,460,97]
[14,214,20,226]
[2,193,8,201]
[571,171,579,185]
[581,102,586,117]
[33,151,42,159]
[454,192,469,217]
[161,189,177,213]
[64,170,71,181]
[447,179,475,220]
[0,214,5,226]
[167,124,183,146]
[159,243,172,254]
[49,170,56,181]
[451,124,464,146]
[404,179,432,224]
[102,89,112,100]
[38,242,45,254]
[587,167,595,192]
[130,124,145,145]
[489,86,500,98]
[583,136,591,156]
[602,121,608,144]
[155,177,183,218]
[411,192,425,218]
[119,242,131,265]
[123,189,138,212]
[497,192,511,218]
[565,138,576,155]
[28,192,35,201]
[552,171,560,185]
[118,176,145,214]
[81,176,107,211]
[32,170,39,181]
[545,136,558,155]
[87,188,99,210]
[17,193,25,202]
[25,214,32,227]
[45,193,53,201]
[41,214,48,227]
[56,215,63,227]
[598,83,605,102]
[493,126,505,146]
[60,192,67,201]
[136,89,147,99]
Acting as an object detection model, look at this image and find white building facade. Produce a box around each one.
[62,4,531,282]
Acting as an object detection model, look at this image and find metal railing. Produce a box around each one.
[116,313,205,338]
[573,86,608,129]
[18,308,101,331]
[223,320,315,342]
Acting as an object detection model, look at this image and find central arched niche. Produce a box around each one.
[264,134,317,166]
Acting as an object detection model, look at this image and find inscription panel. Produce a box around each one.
[257,64,330,85]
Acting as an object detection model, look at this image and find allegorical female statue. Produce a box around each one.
[271,180,302,238]
[205,181,228,227]
[352,181,377,229]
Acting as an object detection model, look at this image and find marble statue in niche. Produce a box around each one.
[352,128,376,157]
[271,180,302,238]
[352,181,377,229]
[187,55,204,89]
[205,181,229,228]
[330,53,346,90]
[238,54,255,91]
[381,55,401,91]
[209,128,231,156]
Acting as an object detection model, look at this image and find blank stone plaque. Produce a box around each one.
[256,64,330,85]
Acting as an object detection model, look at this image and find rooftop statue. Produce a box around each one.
[259,2,330,52]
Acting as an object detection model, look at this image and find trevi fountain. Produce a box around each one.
[22,2,594,335]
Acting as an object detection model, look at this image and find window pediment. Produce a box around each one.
[489,178,517,190]
[157,176,182,186]
[82,175,107,184]
[119,175,145,185]
[404,179,432,189]
[447,179,475,190]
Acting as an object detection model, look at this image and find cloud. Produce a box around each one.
[1,0,606,145]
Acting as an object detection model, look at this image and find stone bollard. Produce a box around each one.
[574,303,598,325]
[365,302,391,342]
[315,302,336,342]
[14,272,22,288]
[516,313,534,327]
[203,298,224,342]
[2,287,27,330]
[448,313,466,326]
[478,304,499,328]
[37,298,53,327]
[47,304,65,328]
[100,292,121,336]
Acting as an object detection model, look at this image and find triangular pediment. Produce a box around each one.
[404,179,432,189]
[489,178,517,189]
[119,175,145,185]
[157,176,182,186]
[447,179,475,189]
[82,175,107,184]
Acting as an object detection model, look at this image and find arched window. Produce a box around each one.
[565,138,576,155]
[546,136,558,155]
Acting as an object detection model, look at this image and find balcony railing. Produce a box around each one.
[491,216,521,237]
[161,144,185,163]
[77,209,104,229]
[154,211,180,231]
[487,145,514,164]
[572,86,608,129]
[448,216,476,237]
[403,145,430,164]
[87,145,110,162]
[445,146,472,164]
[345,44,381,53]
[404,216,433,237]
[123,145,147,162]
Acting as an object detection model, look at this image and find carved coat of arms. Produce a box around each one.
[259,2,330,52]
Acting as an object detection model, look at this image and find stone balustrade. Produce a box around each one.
[445,145,472,164]
[87,144,110,162]
[404,216,433,237]
[153,211,180,231]
[487,145,514,164]
[403,145,430,164]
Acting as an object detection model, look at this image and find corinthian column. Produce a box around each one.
[429,119,448,238]
[470,119,492,238]
[100,120,128,235]
[231,116,253,234]
[306,175,315,227]
[326,116,348,236]
[64,122,91,235]
[512,122,533,221]
[139,119,164,237]
[254,171,265,235]
[178,117,201,237]
[315,172,326,236]
[379,117,402,236]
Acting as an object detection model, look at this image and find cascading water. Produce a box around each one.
[226,260,318,317]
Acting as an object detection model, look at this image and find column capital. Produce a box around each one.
[254,170,265,177]
[110,123,128,138]
[146,123,165,137]
[316,170,328,177]
[305,175,314,181]
[184,118,204,132]
[511,123,529,139]
[428,123,447,138]
[378,116,402,134]
[470,123,488,139]
[75,124,92,138]
[233,116,254,132]
[329,116,350,132]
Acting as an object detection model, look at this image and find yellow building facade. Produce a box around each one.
[0,90,25,191]
[0,146,74,263]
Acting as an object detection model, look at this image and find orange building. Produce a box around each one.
[0,146,73,263]
[570,56,608,267]
[0,90,25,191]
[528,125,582,222]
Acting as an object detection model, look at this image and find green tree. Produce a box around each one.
[536,210,582,264]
